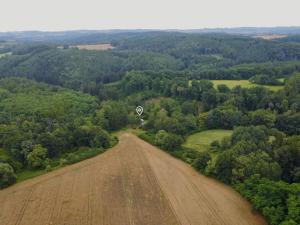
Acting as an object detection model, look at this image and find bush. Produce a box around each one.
[65,153,80,164]
[249,109,276,128]
[59,158,68,166]
[249,74,283,86]
[0,163,16,189]
[62,148,104,165]
[155,130,183,151]
[138,132,156,145]
[26,145,48,169]
[177,148,200,164]
[210,140,221,151]
[45,165,52,172]
[192,151,212,172]
[213,150,237,183]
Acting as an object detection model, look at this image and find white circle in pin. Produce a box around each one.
[136,106,143,116]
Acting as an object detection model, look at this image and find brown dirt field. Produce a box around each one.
[72,44,115,51]
[254,34,287,40]
[0,133,267,225]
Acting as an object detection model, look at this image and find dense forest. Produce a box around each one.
[1,33,300,88]
[0,31,299,225]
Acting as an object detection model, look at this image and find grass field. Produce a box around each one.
[72,43,115,51]
[254,34,287,40]
[16,170,48,182]
[0,52,11,58]
[211,80,284,91]
[183,129,233,152]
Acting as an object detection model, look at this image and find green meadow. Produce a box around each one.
[183,129,233,152]
[211,80,284,91]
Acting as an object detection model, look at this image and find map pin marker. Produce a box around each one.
[136,106,143,116]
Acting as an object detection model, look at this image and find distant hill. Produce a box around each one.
[181,26,300,35]
[1,32,300,89]
[1,27,300,43]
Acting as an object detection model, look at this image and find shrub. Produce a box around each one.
[45,165,52,172]
[210,140,221,151]
[26,145,48,169]
[0,163,16,189]
[192,151,212,172]
[178,148,200,164]
[65,148,103,165]
[249,74,283,86]
[59,158,68,166]
[155,130,183,151]
[65,153,80,164]
[138,132,156,145]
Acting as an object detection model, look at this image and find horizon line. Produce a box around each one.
[1,26,300,33]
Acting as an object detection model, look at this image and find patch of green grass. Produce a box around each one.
[61,147,104,165]
[16,147,105,183]
[0,52,11,58]
[137,131,156,145]
[111,128,144,138]
[17,170,48,182]
[211,80,284,91]
[104,80,122,87]
[128,128,144,136]
[16,157,61,182]
[183,129,233,152]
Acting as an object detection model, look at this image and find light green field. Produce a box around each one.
[183,129,233,152]
[104,80,122,87]
[212,80,284,91]
[0,52,12,58]
[17,170,48,182]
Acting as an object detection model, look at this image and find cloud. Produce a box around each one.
[1,0,300,31]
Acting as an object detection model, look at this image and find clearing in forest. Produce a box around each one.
[72,43,115,51]
[211,79,284,91]
[183,129,233,152]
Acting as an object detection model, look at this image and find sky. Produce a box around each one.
[1,0,300,31]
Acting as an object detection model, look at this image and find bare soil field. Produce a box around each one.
[0,133,267,225]
[72,44,115,51]
[254,34,287,40]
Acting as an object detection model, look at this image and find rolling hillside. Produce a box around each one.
[0,133,267,225]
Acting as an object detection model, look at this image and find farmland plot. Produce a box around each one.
[0,133,267,225]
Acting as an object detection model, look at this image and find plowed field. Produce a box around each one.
[0,133,267,225]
